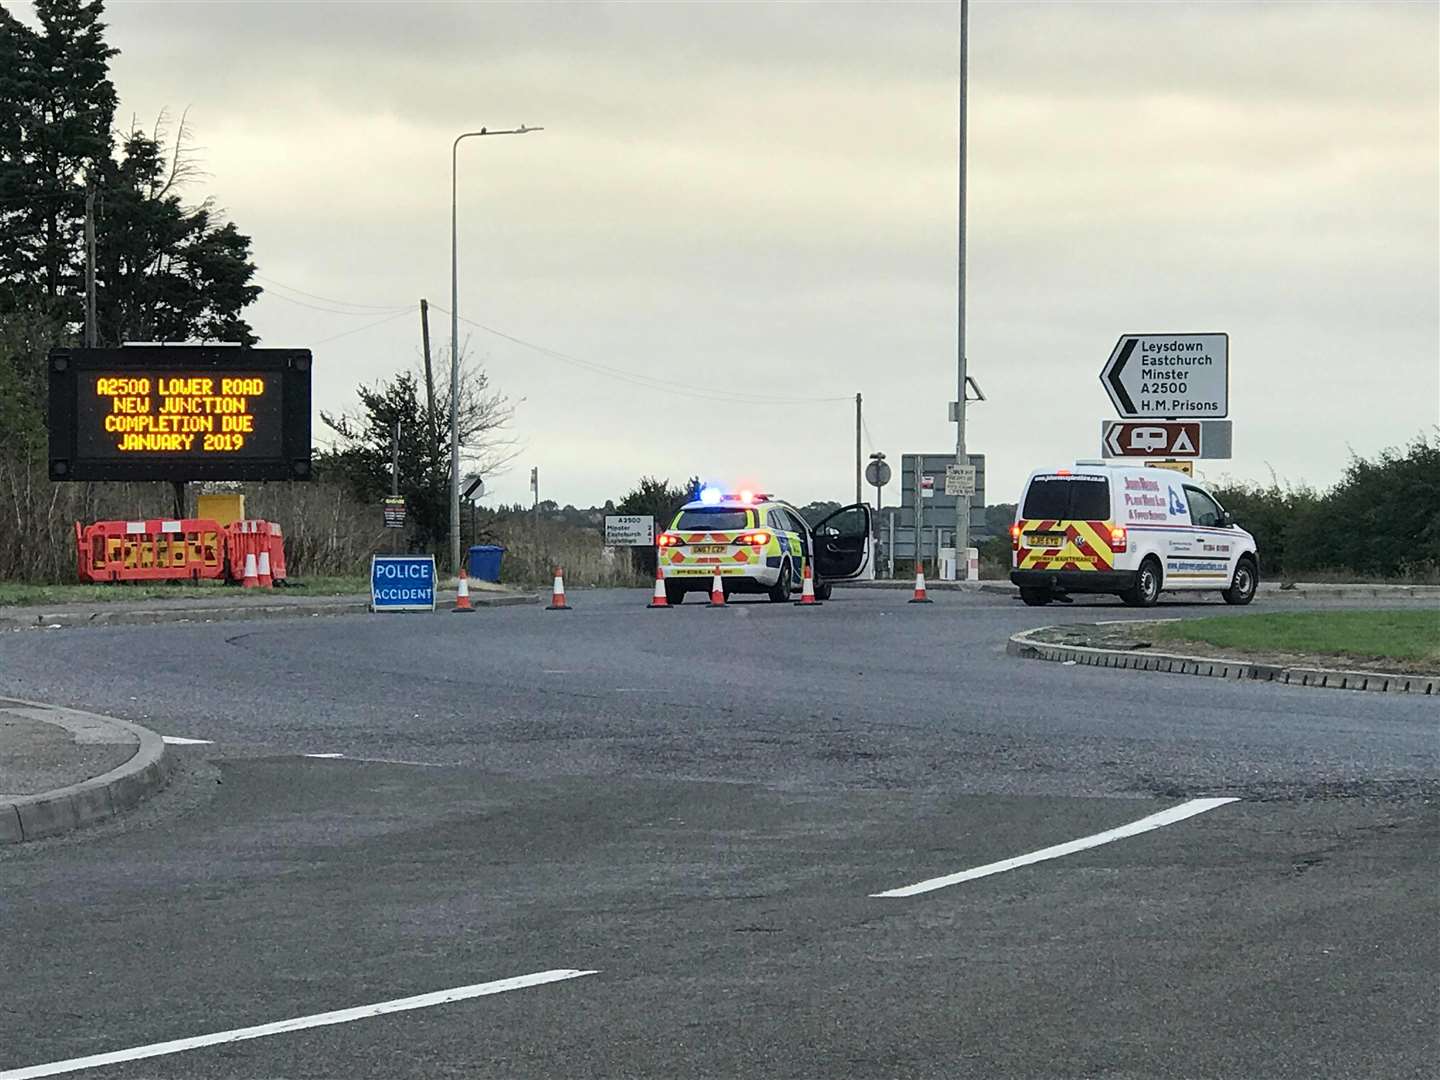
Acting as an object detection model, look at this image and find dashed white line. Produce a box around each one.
[0,969,598,1080]
[871,797,1239,898]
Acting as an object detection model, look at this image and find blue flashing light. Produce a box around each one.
[699,486,723,506]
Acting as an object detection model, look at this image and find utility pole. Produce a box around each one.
[84,184,97,348]
[420,299,438,447]
[391,419,401,554]
[855,392,862,505]
[954,0,972,567]
[530,466,539,558]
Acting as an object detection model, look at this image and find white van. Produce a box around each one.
[1009,462,1259,607]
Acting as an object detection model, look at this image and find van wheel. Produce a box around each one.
[1122,557,1162,607]
[768,559,794,602]
[1223,557,1258,605]
[1019,588,1052,607]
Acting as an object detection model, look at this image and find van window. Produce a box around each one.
[1022,476,1110,521]
[1184,487,1223,528]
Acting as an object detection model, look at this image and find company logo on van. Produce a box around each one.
[1168,488,1187,517]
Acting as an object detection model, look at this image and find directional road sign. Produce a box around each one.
[604,515,654,546]
[1101,333,1228,419]
[1147,459,1194,476]
[1100,419,1233,459]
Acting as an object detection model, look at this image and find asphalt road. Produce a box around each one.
[1,589,1435,1079]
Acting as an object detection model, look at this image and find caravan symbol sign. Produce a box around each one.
[1101,333,1228,419]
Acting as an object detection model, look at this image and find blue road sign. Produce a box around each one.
[370,555,436,612]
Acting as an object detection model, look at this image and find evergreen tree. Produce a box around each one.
[0,0,116,321]
[94,123,260,345]
[0,1,259,361]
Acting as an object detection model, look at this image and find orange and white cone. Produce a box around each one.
[794,561,821,606]
[453,565,474,613]
[647,564,670,608]
[707,569,727,607]
[547,566,572,610]
[241,551,260,588]
[908,562,933,603]
[257,549,273,588]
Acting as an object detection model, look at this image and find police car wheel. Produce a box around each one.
[665,582,686,605]
[768,559,794,603]
[1223,557,1257,606]
[1020,588,1052,607]
[1122,557,1163,607]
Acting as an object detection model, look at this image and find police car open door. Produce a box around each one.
[811,503,871,581]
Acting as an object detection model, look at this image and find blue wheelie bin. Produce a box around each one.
[467,545,505,583]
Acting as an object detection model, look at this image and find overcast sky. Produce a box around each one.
[19,0,1440,508]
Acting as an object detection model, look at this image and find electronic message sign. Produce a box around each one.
[49,347,312,481]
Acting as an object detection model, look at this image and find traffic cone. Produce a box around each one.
[453,565,474,613]
[707,569,727,608]
[547,566,572,610]
[240,551,259,589]
[256,548,273,588]
[793,561,821,606]
[909,561,933,604]
[647,564,670,608]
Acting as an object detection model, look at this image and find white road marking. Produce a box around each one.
[301,752,451,768]
[0,969,598,1080]
[162,736,213,745]
[871,797,1238,898]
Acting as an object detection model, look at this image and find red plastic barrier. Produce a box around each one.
[267,521,288,582]
[224,520,288,586]
[75,519,227,583]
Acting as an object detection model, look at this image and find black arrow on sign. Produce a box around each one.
[1106,337,1138,414]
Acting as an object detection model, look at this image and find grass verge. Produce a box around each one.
[0,576,371,606]
[1151,610,1440,667]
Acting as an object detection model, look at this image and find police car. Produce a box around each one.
[657,489,872,604]
[1010,462,1259,607]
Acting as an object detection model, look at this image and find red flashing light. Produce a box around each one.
[1010,524,1021,552]
[735,531,771,547]
[1110,526,1128,552]
[739,490,755,504]
[656,533,680,547]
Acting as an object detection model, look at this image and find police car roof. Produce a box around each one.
[680,497,776,510]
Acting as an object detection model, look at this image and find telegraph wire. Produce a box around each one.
[431,303,851,407]
[307,308,412,347]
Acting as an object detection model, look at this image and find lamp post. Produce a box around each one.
[954,1,970,570]
[450,124,543,574]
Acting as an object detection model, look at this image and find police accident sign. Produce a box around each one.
[371,555,436,612]
[1101,333,1228,419]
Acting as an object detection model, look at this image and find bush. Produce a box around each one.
[1212,432,1439,581]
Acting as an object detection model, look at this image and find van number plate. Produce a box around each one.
[1026,533,1063,548]
[693,544,726,554]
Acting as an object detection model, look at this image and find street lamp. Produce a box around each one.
[450,124,543,574]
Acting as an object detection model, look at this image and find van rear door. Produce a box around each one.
[1015,474,1116,572]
